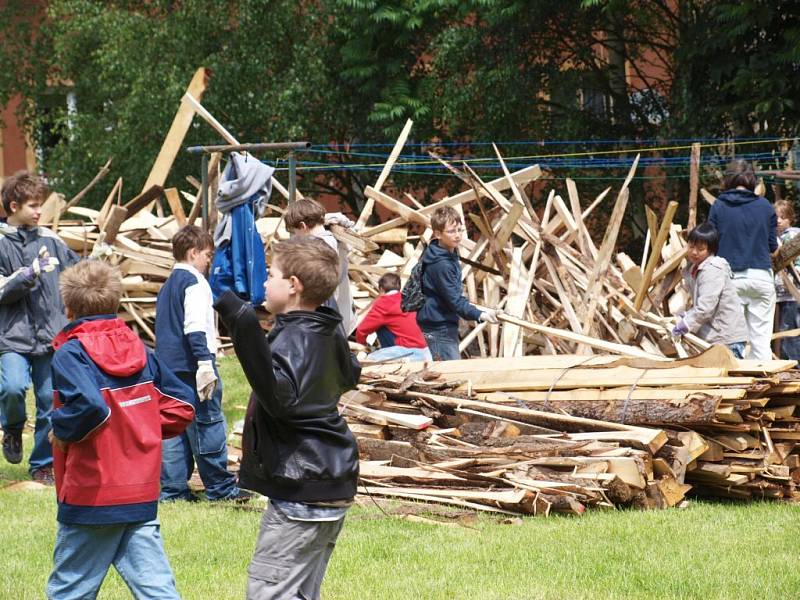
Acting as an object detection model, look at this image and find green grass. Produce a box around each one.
[2,356,800,599]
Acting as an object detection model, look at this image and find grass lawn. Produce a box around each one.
[1,356,799,599]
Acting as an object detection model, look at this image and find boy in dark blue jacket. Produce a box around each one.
[215,236,361,600]
[47,261,195,599]
[155,225,246,502]
[416,206,498,360]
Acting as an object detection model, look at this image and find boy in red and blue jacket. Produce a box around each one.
[46,261,195,600]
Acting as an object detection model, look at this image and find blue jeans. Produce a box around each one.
[160,369,238,501]
[778,301,800,359]
[420,324,460,361]
[0,352,54,473]
[728,342,746,359]
[46,519,180,599]
[367,346,432,363]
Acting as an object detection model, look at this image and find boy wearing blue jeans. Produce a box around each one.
[215,236,361,600]
[672,223,748,358]
[416,206,497,360]
[0,171,79,482]
[46,261,195,599]
[155,225,247,502]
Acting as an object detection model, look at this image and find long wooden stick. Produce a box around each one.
[494,313,662,360]
[60,158,113,215]
[356,118,413,230]
[687,142,701,229]
[634,200,679,311]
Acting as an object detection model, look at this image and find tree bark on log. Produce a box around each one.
[524,393,720,424]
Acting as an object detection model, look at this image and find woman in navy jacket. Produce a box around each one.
[708,160,778,360]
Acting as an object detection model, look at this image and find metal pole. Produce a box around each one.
[288,152,297,204]
[201,152,209,230]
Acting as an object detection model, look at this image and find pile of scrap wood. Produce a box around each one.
[337,346,800,515]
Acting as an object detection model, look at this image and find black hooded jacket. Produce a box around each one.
[708,188,777,272]
[214,291,361,502]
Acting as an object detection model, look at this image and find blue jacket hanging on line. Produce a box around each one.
[210,152,273,305]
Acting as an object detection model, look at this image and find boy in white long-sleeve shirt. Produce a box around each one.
[155,225,248,502]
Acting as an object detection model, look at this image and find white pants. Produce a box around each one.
[733,273,776,360]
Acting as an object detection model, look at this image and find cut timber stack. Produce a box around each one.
[339,346,800,514]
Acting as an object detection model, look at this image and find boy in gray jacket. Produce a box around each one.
[672,222,748,358]
[0,171,79,481]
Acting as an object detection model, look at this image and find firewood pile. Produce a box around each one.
[38,67,800,513]
[341,347,800,515]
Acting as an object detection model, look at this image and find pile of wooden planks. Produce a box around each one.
[338,346,800,514]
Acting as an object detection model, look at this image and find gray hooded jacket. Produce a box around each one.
[682,255,748,346]
[0,225,80,355]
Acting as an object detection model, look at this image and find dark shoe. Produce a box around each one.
[213,488,253,504]
[2,428,23,464]
[31,466,55,486]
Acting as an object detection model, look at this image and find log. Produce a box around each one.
[524,393,720,425]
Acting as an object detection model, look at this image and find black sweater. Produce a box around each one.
[214,291,361,502]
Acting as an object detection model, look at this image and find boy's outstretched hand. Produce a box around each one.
[48,430,69,452]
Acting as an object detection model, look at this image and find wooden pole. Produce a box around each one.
[688,142,701,230]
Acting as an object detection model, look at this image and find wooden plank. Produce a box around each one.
[123,185,164,219]
[343,404,432,430]
[141,67,208,195]
[361,165,541,237]
[101,205,129,244]
[356,118,413,230]
[496,313,662,359]
[163,188,187,228]
[363,186,431,227]
[634,201,679,311]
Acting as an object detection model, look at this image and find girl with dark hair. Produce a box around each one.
[672,223,747,358]
[708,160,778,359]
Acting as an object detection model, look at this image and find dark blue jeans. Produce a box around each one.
[160,368,238,501]
[420,323,460,361]
[778,301,800,360]
[0,351,54,473]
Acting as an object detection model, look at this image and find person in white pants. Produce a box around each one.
[709,160,779,360]
[732,271,776,360]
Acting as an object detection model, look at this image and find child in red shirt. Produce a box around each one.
[356,273,431,362]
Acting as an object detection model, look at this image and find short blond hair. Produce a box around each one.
[431,206,461,232]
[272,236,339,306]
[60,261,122,318]
[284,198,326,231]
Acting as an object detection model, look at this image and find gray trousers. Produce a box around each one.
[247,502,345,600]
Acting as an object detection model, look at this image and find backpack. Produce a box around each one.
[401,260,426,313]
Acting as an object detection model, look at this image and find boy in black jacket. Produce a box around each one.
[214,236,360,600]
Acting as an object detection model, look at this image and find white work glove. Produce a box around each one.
[479,309,499,324]
[90,233,113,260]
[324,212,355,229]
[22,246,60,282]
[196,360,218,402]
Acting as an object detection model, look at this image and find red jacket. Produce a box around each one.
[355,292,427,348]
[51,315,195,525]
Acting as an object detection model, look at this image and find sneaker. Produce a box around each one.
[31,466,55,486]
[2,428,23,464]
